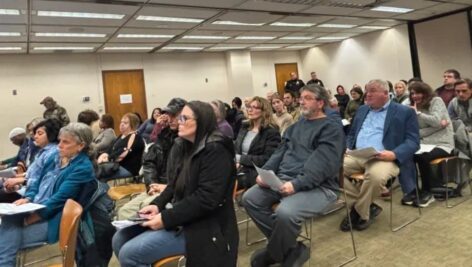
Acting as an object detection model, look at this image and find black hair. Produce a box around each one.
[100,114,114,129]
[150,107,162,124]
[77,109,99,126]
[445,69,461,79]
[284,91,296,98]
[232,97,242,109]
[33,118,61,143]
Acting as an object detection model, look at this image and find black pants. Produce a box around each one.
[414,148,451,191]
[0,190,22,203]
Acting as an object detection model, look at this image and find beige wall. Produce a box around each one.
[300,24,413,93]
[415,12,472,87]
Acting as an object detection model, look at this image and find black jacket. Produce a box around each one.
[151,132,238,267]
[234,123,281,181]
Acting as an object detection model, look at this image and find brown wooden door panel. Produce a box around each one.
[274,63,299,96]
[102,70,148,133]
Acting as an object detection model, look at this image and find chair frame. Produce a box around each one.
[153,255,185,267]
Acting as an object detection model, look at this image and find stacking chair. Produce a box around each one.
[348,173,421,232]
[153,255,186,267]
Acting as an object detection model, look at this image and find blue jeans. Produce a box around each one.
[105,166,133,181]
[0,214,48,267]
[112,224,186,267]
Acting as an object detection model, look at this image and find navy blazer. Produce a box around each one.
[347,102,420,171]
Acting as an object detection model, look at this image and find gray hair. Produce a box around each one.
[299,84,330,109]
[59,122,93,154]
[367,79,389,92]
[210,100,226,121]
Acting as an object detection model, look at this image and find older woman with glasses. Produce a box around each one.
[0,123,96,267]
[234,96,281,190]
[113,101,238,267]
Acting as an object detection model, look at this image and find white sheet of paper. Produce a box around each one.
[254,165,283,191]
[120,94,133,104]
[347,147,379,159]
[0,203,45,216]
[111,220,142,229]
[342,119,350,126]
[415,144,436,154]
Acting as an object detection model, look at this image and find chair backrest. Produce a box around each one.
[59,199,83,267]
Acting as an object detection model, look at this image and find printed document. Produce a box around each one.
[347,147,379,159]
[0,203,45,216]
[254,164,283,191]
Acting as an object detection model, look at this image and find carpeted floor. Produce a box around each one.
[25,186,472,267]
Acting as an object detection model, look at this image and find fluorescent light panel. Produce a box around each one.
[212,20,264,26]
[136,15,203,23]
[0,9,20,15]
[371,6,414,13]
[318,24,356,28]
[236,36,275,40]
[0,32,21,37]
[317,36,347,40]
[117,34,174,38]
[34,46,94,50]
[209,46,246,50]
[280,36,313,40]
[104,47,153,50]
[270,22,315,27]
[0,47,22,50]
[183,35,229,40]
[359,26,389,30]
[35,32,106,38]
[162,46,203,50]
[37,11,124,19]
[252,46,281,49]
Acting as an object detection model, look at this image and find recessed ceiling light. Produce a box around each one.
[183,35,230,40]
[0,32,21,37]
[162,46,204,50]
[37,11,125,19]
[35,33,106,38]
[0,9,20,15]
[136,15,203,23]
[270,22,315,27]
[34,47,94,50]
[103,47,153,50]
[236,36,276,40]
[371,6,414,13]
[117,34,174,38]
[0,47,22,50]
[209,46,246,50]
[318,24,356,28]
[252,46,282,49]
[280,36,314,40]
[358,26,389,30]
[317,36,347,40]
[212,20,264,26]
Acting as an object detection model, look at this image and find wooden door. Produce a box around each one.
[102,70,148,133]
[274,63,299,96]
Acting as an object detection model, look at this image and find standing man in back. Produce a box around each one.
[436,69,461,107]
[40,96,70,127]
[306,71,324,88]
[284,72,304,97]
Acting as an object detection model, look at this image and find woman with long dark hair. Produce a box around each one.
[112,101,238,267]
[334,85,350,118]
[138,107,162,143]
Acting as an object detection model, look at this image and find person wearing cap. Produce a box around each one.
[0,128,28,170]
[40,96,70,127]
[149,98,187,143]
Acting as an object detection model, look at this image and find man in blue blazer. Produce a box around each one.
[340,79,420,231]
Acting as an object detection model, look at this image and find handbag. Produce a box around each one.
[96,133,136,179]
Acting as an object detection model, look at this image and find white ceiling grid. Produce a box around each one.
[0,0,470,53]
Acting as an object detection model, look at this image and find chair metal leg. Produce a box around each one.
[444,159,471,208]
[390,185,421,232]
[245,212,267,246]
[338,189,357,267]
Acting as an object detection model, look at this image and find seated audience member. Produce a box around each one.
[22,118,43,169]
[231,97,245,138]
[0,128,28,170]
[335,85,350,118]
[341,79,419,231]
[112,101,238,267]
[117,102,184,220]
[243,84,344,267]
[97,113,144,179]
[410,82,454,207]
[40,96,70,127]
[211,100,234,139]
[149,98,186,143]
[235,97,281,190]
[271,93,294,135]
[344,86,364,122]
[242,97,252,118]
[92,114,116,155]
[133,112,143,126]
[448,79,472,131]
[138,107,161,143]
[436,69,461,107]
[78,109,100,139]
[283,91,300,121]
[0,119,61,203]
[393,80,410,105]
[0,123,96,267]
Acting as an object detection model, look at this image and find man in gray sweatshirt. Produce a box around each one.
[243,84,345,267]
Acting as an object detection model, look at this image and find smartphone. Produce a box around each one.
[128,216,150,222]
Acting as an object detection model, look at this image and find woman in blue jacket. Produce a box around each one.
[0,122,96,267]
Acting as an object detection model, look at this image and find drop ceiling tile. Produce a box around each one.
[384,0,439,9]
[149,0,247,8]
[235,1,309,13]
[302,6,363,16]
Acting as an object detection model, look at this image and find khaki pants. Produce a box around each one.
[343,155,399,220]
[117,192,157,220]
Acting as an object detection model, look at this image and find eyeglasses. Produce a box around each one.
[299,96,317,102]
[178,114,195,123]
[247,105,262,110]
